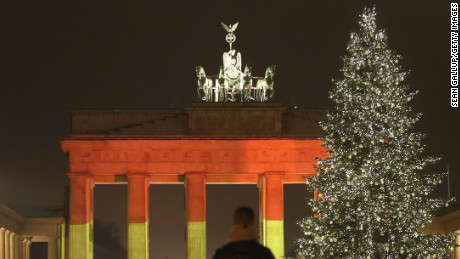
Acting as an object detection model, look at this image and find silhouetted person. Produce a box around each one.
[212,207,275,259]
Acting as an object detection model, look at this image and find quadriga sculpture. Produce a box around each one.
[195,22,275,103]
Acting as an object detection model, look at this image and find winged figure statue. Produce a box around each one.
[221,22,239,33]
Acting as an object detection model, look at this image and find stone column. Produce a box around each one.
[185,172,206,259]
[9,232,15,259]
[259,172,284,259]
[127,173,149,259]
[68,173,94,259]
[24,240,31,259]
[4,231,10,259]
[21,239,27,259]
[58,224,65,259]
[0,228,5,259]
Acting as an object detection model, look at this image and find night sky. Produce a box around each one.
[0,0,458,258]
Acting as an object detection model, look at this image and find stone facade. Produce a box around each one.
[69,103,326,138]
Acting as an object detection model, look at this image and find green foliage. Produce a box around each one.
[297,6,456,258]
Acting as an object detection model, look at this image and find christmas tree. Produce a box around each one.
[297,6,456,258]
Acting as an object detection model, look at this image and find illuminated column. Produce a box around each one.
[21,239,27,259]
[0,228,5,259]
[127,173,149,259]
[259,172,284,259]
[24,240,31,259]
[185,172,206,259]
[58,224,66,259]
[9,232,15,259]
[4,231,10,259]
[68,173,93,259]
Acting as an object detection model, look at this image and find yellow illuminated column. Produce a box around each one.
[0,227,5,259]
[21,239,27,259]
[5,230,11,259]
[185,172,206,259]
[259,172,284,259]
[58,224,65,259]
[4,230,10,259]
[127,174,149,259]
[9,232,15,259]
[68,173,94,259]
[25,240,31,259]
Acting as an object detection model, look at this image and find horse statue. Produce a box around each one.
[255,65,275,102]
[196,66,214,102]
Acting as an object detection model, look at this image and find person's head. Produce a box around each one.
[233,206,255,227]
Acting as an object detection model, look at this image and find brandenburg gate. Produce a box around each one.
[61,104,326,259]
[61,23,327,259]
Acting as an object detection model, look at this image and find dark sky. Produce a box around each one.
[0,0,458,258]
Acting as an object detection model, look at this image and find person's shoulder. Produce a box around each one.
[252,242,275,258]
[212,240,275,259]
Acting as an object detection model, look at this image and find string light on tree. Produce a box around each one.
[296,6,456,258]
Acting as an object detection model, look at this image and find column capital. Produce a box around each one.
[0,227,5,233]
[5,229,10,235]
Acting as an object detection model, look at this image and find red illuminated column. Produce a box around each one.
[9,232,15,259]
[259,172,284,259]
[185,172,206,259]
[68,173,93,259]
[127,174,149,259]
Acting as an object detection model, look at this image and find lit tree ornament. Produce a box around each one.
[296,6,456,258]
